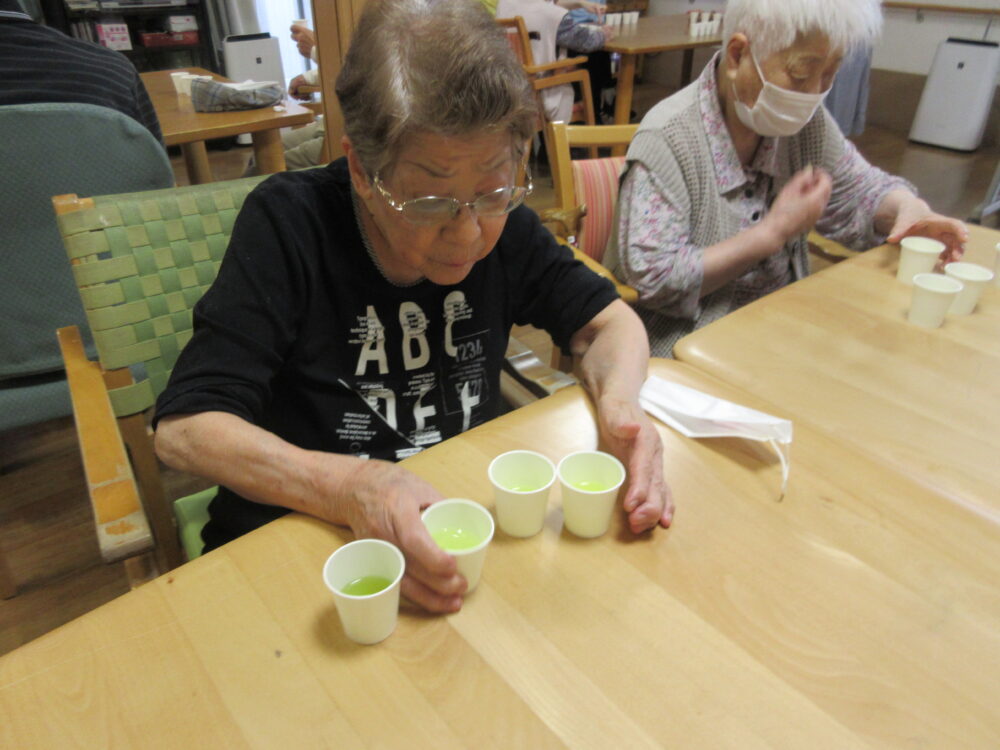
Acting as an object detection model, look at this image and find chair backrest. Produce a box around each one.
[0,102,173,431]
[547,121,638,261]
[496,15,535,67]
[56,175,268,418]
[54,175,267,573]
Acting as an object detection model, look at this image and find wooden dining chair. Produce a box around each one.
[496,16,597,164]
[52,176,267,585]
[537,121,639,370]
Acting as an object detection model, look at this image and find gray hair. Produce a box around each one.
[722,0,883,60]
[335,0,537,178]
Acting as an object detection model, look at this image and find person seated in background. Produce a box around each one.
[605,0,967,357]
[0,0,163,146]
[497,0,614,125]
[154,0,673,615]
[278,21,327,171]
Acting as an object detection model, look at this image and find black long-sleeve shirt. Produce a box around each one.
[0,0,163,145]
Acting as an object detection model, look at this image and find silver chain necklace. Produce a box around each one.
[351,188,422,288]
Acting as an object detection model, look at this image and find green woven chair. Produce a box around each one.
[54,175,266,582]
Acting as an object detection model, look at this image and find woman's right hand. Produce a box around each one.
[290,24,315,60]
[333,458,466,613]
[764,165,832,247]
[287,74,309,100]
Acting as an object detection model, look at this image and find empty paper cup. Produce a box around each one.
[897,236,945,284]
[908,273,963,328]
[944,262,994,314]
[557,451,626,538]
[421,499,494,592]
[489,450,556,538]
[323,539,405,645]
[170,71,190,95]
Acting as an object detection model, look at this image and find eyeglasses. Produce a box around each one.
[372,168,533,226]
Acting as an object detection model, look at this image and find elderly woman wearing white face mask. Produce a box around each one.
[605,0,967,357]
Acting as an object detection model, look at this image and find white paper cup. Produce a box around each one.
[489,450,556,538]
[944,262,994,314]
[169,71,187,94]
[422,499,494,592]
[896,236,945,284]
[557,451,626,538]
[323,539,405,645]
[908,273,963,328]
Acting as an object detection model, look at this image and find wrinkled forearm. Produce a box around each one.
[571,300,649,407]
[154,411,362,526]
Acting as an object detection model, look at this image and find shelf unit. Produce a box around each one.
[42,0,218,73]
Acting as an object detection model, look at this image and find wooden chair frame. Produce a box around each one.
[496,16,598,163]
[52,192,195,586]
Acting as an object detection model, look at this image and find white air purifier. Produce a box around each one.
[223,33,285,145]
[909,38,1000,152]
[223,33,285,90]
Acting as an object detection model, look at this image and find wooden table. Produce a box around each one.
[675,224,1000,520]
[140,68,315,185]
[604,15,721,128]
[2,359,998,748]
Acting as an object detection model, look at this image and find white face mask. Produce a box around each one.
[733,49,829,137]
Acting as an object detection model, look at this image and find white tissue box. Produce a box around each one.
[167,14,198,32]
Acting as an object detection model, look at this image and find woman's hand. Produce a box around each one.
[334,459,465,613]
[886,201,968,265]
[288,74,310,100]
[597,395,674,533]
[290,23,316,60]
[763,165,832,245]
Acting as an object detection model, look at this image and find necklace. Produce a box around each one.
[351,188,422,288]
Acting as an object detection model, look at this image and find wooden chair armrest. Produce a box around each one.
[524,55,589,75]
[538,205,587,242]
[57,326,153,563]
[558,238,639,305]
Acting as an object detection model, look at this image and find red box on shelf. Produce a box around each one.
[139,30,199,48]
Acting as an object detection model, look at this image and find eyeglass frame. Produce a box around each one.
[370,165,533,226]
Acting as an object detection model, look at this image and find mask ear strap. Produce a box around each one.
[768,438,791,501]
[748,47,768,87]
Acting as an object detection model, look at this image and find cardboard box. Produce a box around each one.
[167,14,198,32]
[140,30,199,48]
[95,22,132,51]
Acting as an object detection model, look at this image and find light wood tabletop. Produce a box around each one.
[604,15,721,130]
[675,224,1000,520]
[2,359,997,748]
[140,68,315,185]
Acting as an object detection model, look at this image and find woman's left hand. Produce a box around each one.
[886,200,968,265]
[598,396,674,533]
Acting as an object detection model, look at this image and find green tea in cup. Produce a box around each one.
[421,499,495,591]
[571,479,612,492]
[340,575,392,596]
[431,526,482,551]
